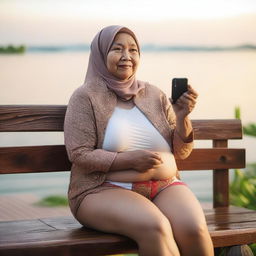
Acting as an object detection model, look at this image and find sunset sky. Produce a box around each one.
[1,0,256,45]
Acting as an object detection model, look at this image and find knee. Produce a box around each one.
[140,215,172,239]
[183,220,209,240]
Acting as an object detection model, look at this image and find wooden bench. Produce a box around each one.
[0,105,255,256]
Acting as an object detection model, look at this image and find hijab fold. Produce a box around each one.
[85,25,145,100]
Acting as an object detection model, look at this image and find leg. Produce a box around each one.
[76,188,180,256]
[153,185,214,256]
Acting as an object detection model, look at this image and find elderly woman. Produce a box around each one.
[64,25,214,256]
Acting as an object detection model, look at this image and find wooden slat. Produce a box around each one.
[213,140,229,207]
[176,148,245,171]
[206,206,256,247]
[0,106,242,139]
[192,119,242,140]
[0,207,255,255]
[0,217,137,256]
[0,145,71,174]
[0,105,66,132]
[0,146,245,174]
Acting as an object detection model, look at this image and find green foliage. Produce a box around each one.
[231,106,256,210]
[243,123,256,137]
[227,107,256,254]
[249,243,256,255]
[230,167,256,210]
[36,195,68,207]
[217,247,227,256]
[0,44,26,54]
[235,106,256,137]
[235,106,241,119]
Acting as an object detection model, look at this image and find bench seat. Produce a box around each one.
[0,206,256,256]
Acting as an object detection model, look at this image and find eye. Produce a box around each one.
[112,47,122,52]
[130,48,138,52]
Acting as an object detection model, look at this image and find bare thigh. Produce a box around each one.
[153,185,208,240]
[76,187,171,241]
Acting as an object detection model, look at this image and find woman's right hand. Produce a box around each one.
[127,150,163,173]
[109,149,163,173]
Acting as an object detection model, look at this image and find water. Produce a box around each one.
[25,44,256,53]
[0,172,70,197]
[0,50,255,202]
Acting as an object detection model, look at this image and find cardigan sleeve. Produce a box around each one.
[64,88,117,174]
[162,92,194,160]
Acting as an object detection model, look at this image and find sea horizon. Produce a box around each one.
[1,43,256,53]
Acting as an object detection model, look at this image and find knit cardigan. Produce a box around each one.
[64,77,194,216]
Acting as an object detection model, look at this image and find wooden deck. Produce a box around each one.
[0,194,71,221]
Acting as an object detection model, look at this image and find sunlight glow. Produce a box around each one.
[1,0,256,20]
[1,0,256,45]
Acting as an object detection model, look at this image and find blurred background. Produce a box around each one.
[0,0,256,204]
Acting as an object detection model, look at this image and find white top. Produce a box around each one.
[102,106,171,152]
[102,106,176,189]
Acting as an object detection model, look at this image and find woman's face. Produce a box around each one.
[107,32,140,81]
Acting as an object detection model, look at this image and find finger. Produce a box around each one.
[176,95,196,107]
[182,93,197,104]
[147,152,163,163]
[152,159,163,166]
[148,158,162,166]
[152,153,163,163]
[175,96,196,112]
[174,97,184,107]
[183,99,196,109]
[144,151,162,162]
[187,85,198,98]
[174,90,194,105]
[187,84,198,95]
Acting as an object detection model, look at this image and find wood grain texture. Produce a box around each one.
[0,105,66,132]
[0,145,71,173]
[192,119,242,140]
[0,207,255,255]
[0,146,245,174]
[213,140,229,207]
[176,148,245,171]
[0,106,242,139]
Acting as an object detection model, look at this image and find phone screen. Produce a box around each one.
[171,78,188,104]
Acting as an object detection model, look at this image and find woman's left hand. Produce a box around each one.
[171,85,198,119]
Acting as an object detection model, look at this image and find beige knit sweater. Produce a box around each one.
[64,77,193,216]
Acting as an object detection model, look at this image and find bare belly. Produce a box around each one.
[106,152,177,182]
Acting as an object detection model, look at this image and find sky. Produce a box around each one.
[1,0,256,46]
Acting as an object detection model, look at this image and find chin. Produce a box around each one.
[116,76,130,81]
[118,73,134,81]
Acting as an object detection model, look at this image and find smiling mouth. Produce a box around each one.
[118,65,132,69]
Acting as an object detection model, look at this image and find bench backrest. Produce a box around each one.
[0,105,245,207]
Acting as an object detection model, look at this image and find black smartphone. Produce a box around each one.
[171,78,188,104]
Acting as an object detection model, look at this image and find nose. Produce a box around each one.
[121,49,131,61]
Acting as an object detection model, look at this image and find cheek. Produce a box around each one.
[132,57,140,70]
[106,61,114,73]
[106,53,118,71]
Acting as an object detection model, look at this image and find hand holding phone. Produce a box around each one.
[171,78,188,104]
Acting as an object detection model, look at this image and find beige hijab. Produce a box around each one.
[85,25,145,100]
